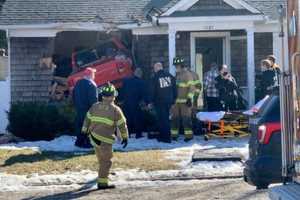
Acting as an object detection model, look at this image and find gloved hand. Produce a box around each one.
[186,98,192,107]
[121,138,128,148]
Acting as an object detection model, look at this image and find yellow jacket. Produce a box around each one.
[176,69,195,103]
[82,99,128,145]
[189,70,202,95]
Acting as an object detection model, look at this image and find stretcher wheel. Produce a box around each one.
[234,133,240,137]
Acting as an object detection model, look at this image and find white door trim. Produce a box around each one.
[190,32,231,71]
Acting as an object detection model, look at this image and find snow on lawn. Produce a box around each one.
[0,135,248,154]
[0,135,248,191]
[0,170,242,192]
[0,162,244,192]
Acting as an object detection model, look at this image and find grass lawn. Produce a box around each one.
[0,149,178,175]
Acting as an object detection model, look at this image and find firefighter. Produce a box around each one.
[82,83,128,190]
[73,67,98,148]
[171,57,196,142]
[149,62,177,143]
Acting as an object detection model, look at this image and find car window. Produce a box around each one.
[258,95,281,122]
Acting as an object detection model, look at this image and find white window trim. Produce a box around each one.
[190,32,231,71]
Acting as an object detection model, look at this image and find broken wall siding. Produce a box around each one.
[10,37,54,102]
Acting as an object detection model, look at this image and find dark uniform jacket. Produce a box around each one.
[121,76,146,109]
[261,68,280,96]
[73,78,98,112]
[150,69,177,105]
[216,75,239,110]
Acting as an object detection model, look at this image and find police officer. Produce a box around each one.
[82,83,128,190]
[73,67,98,148]
[120,68,146,138]
[171,57,195,142]
[149,62,177,143]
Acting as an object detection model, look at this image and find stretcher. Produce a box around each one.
[196,96,270,140]
[197,111,249,140]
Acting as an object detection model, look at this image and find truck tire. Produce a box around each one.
[256,183,269,190]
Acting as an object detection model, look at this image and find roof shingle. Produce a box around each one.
[0,0,286,26]
[0,0,152,25]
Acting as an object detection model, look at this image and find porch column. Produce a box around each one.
[247,28,255,107]
[168,28,176,76]
[273,32,283,68]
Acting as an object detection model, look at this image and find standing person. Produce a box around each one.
[82,83,128,190]
[204,63,221,111]
[149,62,177,143]
[171,57,195,142]
[120,68,146,138]
[267,55,280,69]
[260,59,280,96]
[216,68,239,111]
[267,55,281,92]
[73,68,98,148]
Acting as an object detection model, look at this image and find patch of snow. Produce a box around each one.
[0,135,249,154]
[0,135,249,192]
[0,136,90,152]
[0,161,244,192]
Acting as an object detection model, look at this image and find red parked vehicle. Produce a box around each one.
[67,38,133,91]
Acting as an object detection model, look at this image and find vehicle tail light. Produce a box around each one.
[257,123,281,144]
[258,125,267,144]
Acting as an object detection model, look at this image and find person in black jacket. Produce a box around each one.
[73,67,98,148]
[260,59,280,96]
[148,62,177,143]
[120,68,146,138]
[216,65,239,111]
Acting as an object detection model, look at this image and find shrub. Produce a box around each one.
[7,102,76,141]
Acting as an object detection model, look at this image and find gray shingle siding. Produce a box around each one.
[10,38,54,102]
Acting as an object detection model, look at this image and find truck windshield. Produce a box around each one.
[75,50,98,68]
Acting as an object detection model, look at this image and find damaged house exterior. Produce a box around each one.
[0,0,286,133]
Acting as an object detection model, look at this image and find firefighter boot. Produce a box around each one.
[97,183,116,190]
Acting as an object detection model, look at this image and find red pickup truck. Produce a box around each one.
[67,38,133,91]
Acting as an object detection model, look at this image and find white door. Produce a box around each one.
[0,56,10,134]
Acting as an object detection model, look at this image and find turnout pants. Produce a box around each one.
[94,142,113,186]
[171,103,193,139]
